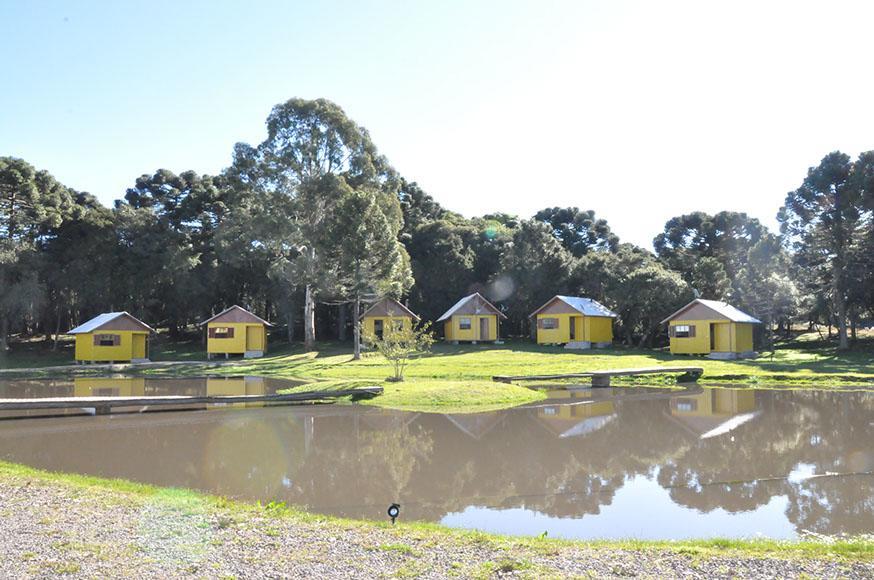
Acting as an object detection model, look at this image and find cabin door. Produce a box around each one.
[479,318,490,341]
[132,334,147,359]
[246,326,262,351]
[709,324,716,351]
[569,317,577,340]
[374,319,384,339]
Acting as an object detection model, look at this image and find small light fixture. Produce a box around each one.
[387,503,400,525]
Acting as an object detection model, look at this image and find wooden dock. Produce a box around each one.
[493,367,703,387]
[0,387,383,415]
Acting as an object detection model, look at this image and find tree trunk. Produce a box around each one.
[304,284,316,351]
[338,303,347,341]
[353,296,361,360]
[834,290,849,350]
[52,304,62,351]
[0,316,8,352]
[284,293,295,343]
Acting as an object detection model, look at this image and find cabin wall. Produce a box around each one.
[446,315,497,342]
[207,322,267,354]
[74,331,147,361]
[535,313,574,343]
[361,316,412,336]
[536,314,613,344]
[713,322,732,352]
[668,320,712,354]
[734,323,754,352]
[669,320,754,354]
[585,316,613,343]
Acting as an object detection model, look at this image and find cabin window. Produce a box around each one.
[674,399,698,412]
[459,318,472,330]
[209,327,235,339]
[393,319,405,330]
[539,317,559,329]
[93,334,120,347]
[672,324,695,338]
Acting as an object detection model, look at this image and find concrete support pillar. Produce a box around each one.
[591,375,611,388]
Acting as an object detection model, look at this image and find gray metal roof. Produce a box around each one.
[529,295,618,318]
[555,295,618,318]
[68,312,155,334]
[436,293,505,321]
[660,299,762,324]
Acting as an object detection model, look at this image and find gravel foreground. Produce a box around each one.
[0,476,871,579]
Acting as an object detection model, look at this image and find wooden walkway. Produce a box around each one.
[0,387,383,415]
[493,367,703,387]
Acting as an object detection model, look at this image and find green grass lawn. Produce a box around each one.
[4,334,874,413]
[163,337,874,384]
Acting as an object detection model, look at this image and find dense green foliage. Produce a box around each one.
[1,98,872,353]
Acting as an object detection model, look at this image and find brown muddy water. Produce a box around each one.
[0,378,872,541]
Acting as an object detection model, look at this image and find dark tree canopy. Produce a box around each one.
[1,112,872,356]
[778,151,874,349]
[653,211,767,279]
[534,207,618,257]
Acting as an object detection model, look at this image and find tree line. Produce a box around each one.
[2,98,873,353]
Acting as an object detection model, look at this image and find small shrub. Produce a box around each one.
[364,322,434,382]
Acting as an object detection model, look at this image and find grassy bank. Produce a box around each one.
[156,337,874,385]
[1,459,872,573]
[4,335,874,413]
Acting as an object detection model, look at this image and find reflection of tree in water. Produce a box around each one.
[782,392,874,535]
[400,398,697,520]
[357,422,433,499]
[657,395,819,513]
[271,390,874,534]
[659,390,874,535]
[785,470,874,534]
[290,414,434,518]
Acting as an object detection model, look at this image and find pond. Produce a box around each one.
[0,378,872,541]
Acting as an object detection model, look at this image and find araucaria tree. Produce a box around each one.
[0,157,75,351]
[232,98,412,350]
[778,151,874,349]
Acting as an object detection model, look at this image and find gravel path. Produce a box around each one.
[0,476,871,579]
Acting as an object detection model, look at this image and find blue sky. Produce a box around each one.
[3,0,873,248]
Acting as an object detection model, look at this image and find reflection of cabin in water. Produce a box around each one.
[201,305,272,359]
[669,390,758,439]
[359,297,420,340]
[662,299,761,359]
[534,390,616,438]
[438,293,506,343]
[444,412,505,440]
[72,376,267,400]
[68,312,154,363]
[74,377,147,398]
[206,376,266,396]
[529,295,617,348]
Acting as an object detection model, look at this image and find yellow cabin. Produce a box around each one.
[68,312,154,363]
[529,295,616,349]
[359,297,420,339]
[438,292,505,343]
[201,305,271,359]
[662,299,761,359]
